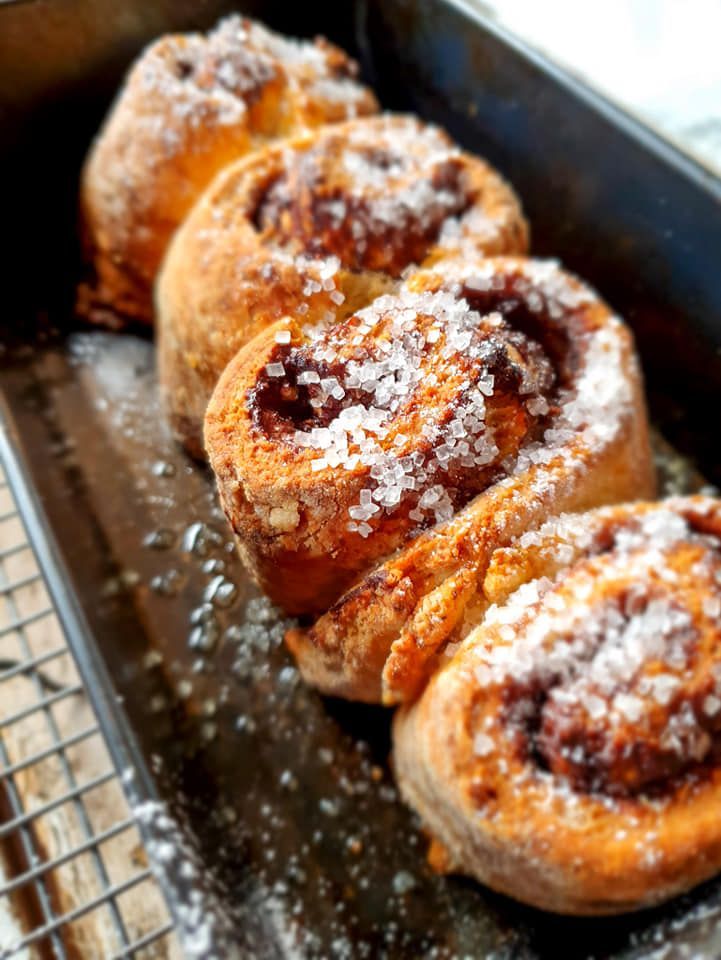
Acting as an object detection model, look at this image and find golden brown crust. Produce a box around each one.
[158,114,528,455]
[205,256,655,701]
[78,15,378,326]
[393,496,721,914]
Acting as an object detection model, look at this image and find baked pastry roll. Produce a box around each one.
[78,16,378,326]
[205,257,655,700]
[158,114,528,456]
[393,496,721,914]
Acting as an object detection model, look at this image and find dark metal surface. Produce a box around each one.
[2,0,721,956]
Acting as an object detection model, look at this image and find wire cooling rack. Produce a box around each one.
[0,465,178,959]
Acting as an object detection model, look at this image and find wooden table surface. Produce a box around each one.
[0,470,179,958]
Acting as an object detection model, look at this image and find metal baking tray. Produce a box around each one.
[3,0,721,955]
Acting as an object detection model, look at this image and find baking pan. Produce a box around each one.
[2,0,721,956]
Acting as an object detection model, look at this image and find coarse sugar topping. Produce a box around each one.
[468,504,721,801]
[132,16,371,152]
[250,260,631,544]
[251,274,559,535]
[254,117,475,274]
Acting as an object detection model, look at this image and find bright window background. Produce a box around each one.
[483,0,721,171]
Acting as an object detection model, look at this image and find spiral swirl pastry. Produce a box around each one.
[393,496,721,914]
[78,15,378,326]
[157,114,528,456]
[205,257,655,701]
